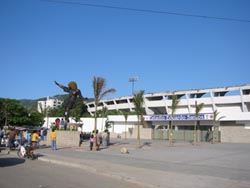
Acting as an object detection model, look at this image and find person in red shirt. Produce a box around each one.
[55,118,60,130]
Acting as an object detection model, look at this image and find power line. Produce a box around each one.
[41,0,250,23]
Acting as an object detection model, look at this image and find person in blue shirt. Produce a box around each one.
[25,131,31,144]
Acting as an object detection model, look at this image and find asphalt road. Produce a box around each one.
[0,154,143,188]
[1,139,250,188]
[37,139,250,188]
[40,139,250,183]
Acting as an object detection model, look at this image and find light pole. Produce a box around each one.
[129,77,139,95]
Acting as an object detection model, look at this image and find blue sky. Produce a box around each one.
[1,0,250,100]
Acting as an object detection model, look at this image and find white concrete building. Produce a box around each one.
[85,84,250,143]
[37,96,63,113]
[86,84,250,117]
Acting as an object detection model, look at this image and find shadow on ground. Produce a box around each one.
[0,157,25,167]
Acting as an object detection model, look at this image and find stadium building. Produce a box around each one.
[86,84,250,143]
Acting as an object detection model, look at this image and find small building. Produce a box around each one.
[37,96,63,113]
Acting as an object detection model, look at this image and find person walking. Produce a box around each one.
[40,128,44,141]
[79,132,84,147]
[31,130,39,148]
[77,125,82,134]
[89,134,94,151]
[60,118,66,130]
[50,129,57,150]
[25,131,31,144]
[0,127,4,146]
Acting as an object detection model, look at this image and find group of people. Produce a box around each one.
[0,127,47,150]
[89,130,109,151]
[0,126,58,154]
[78,126,110,151]
[1,125,111,152]
[0,127,17,148]
[23,128,46,148]
[55,118,66,130]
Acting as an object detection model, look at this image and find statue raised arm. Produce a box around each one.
[54,81,86,122]
[54,81,70,93]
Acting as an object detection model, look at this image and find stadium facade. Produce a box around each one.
[86,84,250,143]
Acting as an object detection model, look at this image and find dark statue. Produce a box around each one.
[54,81,86,122]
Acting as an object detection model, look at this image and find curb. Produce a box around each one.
[38,156,159,188]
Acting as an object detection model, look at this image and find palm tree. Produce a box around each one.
[39,103,51,128]
[212,110,225,144]
[119,110,129,139]
[101,106,109,131]
[194,101,204,144]
[132,90,145,148]
[169,95,180,145]
[93,76,116,150]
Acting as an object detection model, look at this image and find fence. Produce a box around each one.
[152,129,220,142]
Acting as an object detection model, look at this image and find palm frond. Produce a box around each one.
[170,95,180,116]
[213,110,225,121]
[195,101,204,116]
[93,77,105,100]
[133,90,145,116]
[99,89,116,100]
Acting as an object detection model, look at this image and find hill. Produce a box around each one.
[19,99,38,111]
[19,94,69,111]
[19,94,93,111]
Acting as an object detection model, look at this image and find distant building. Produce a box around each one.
[37,96,63,113]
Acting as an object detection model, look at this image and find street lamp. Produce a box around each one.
[129,76,139,95]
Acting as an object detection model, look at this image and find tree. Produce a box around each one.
[194,101,204,144]
[169,95,180,145]
[38,103,50,119]
[48,107,64,117]
[93,76,116,150]
[212,110,225,144]
[132,90,145,148]
[27,110,44,126]
[48,97,89,118]
[0,98,11,126]
[119,110,129,139]
[38,103,51,128]
[70,98,88,123]
[100,106,109,131]
[0,98,43,127]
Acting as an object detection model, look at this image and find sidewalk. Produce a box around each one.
[36,139,250,188]
[37,139,162,187]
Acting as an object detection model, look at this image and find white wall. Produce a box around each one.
[42,115,139,134]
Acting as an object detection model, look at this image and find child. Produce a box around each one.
[50,129,57,150]
[89,134,94,151]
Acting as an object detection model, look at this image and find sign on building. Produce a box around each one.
[144,113,214,121]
